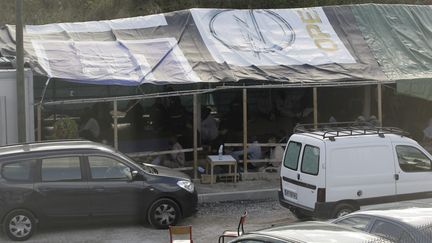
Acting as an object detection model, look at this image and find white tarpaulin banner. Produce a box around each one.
[191,8,355,66]
[32,39,201,85]
[0,6,388,85]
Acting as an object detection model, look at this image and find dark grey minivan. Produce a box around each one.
[0,140,197,241]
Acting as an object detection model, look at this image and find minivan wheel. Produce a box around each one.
[332,203,355,218]
[147,198,181,229]
[3,209,36,241]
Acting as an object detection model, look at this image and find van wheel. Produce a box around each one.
[290,209,311,220]
[147,198,181,229]
[3,209,36,241]
[332,203,355,218]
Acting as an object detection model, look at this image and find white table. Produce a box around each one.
[207,155,237,184]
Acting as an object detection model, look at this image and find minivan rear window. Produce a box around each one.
[2,160,34,182]
[301,145,320,175]
[283,141,302,170]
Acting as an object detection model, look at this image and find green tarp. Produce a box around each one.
[397,78,432,100]
[352,4,432,100]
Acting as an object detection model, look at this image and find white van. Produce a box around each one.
[279,126,432,219]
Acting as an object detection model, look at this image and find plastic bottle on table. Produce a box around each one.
[218,145,223,160]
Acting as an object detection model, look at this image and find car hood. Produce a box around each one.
[143,163,191,181]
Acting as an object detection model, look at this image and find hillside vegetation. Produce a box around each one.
[1,0,431,25]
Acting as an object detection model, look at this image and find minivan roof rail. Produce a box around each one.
[0,139,91,148]
[294,122,409,141]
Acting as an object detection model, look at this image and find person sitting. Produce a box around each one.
[423,118,432,145]
[152,137,185,168]
[201,107,218,145]
[79,108,100,141]
[231,136,262,171]
[269,136,284,168]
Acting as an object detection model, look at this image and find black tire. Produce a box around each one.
[147,198,181,229]
[332,203,356,219]
[290,209,312,220]
[3,209,36,241]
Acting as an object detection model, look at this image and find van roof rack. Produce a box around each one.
[294,122,409,141]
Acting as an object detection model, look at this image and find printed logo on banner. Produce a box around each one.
[210,10,295,56]
[191,8,356,66]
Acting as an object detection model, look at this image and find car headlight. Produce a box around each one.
[177,180,194,193]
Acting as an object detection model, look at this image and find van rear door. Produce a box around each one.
[281,141,302,204]
[296,137,325,210]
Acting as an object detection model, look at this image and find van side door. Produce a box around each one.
[393,144,432,196]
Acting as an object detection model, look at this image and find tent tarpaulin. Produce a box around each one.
[0,4,432,88]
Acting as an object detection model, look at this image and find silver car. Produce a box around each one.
[332,207,432,243]
[229,221,391,243]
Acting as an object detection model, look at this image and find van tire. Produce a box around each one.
[3,209,36,241]
[332,203,356,218]
[290,209,312,220]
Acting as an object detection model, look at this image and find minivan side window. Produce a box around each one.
[301,145,320,175]
[396,145,432,172]
[88,156,131,180]
[283,142,302,170]
[41,157,81,182]
[2,160,34,182]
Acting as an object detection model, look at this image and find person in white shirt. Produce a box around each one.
[201,107,218,144]
[152,137,185,168]
[231,136,262,170]
[423,118,432,144]
[79,108,100,141]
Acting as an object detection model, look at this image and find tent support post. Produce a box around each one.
[16,0,26,143]
[378,84,383,125]
[113,99,118,150]
[363,85,371,118]
[313,87,318,128]
[243,89,248,173]
[37,104,42,141]
[193,94,198,180]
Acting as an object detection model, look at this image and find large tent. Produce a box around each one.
[1,4,431,87]
[1,4,432,176]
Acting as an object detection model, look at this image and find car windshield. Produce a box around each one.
[114,151,158,175]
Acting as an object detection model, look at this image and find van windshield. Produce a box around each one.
[284,141,302,170]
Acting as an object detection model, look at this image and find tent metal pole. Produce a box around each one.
[37,104,42,141]
[16,0,26,143]
[313,87,318,128]
[193,94,198,180]
[113,99,118,150]
[363,86,371,118]
[378,84,383,125]
[243,89,248,173]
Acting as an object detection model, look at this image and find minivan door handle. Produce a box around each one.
[92,187,105,192]
[297,174,300,180]
[394,174,399,181]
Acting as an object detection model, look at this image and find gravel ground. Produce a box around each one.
[0,199,297,243]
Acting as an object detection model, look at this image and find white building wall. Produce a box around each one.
[0,69,34,145]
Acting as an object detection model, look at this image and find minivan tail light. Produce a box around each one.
[317,188,326,202]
